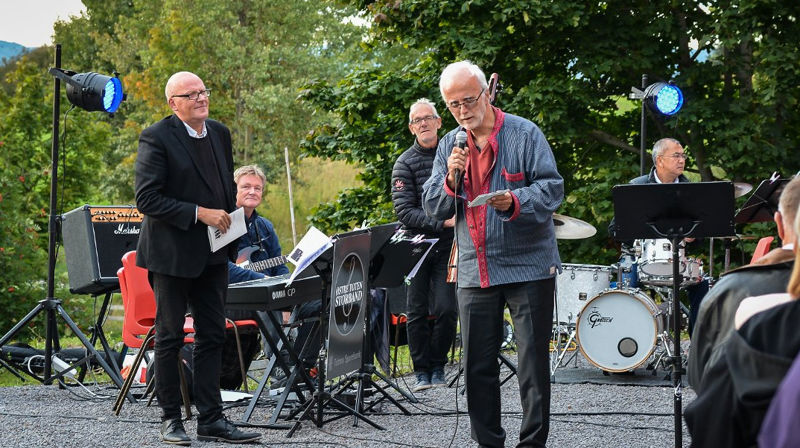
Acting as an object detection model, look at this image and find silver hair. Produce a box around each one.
[408,98,440,123]
[652,137,682,165]
[164,71,197,101]
[439,60,489,101]
[234,164,267,185]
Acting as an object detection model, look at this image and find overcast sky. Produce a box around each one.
[0,0,86,47]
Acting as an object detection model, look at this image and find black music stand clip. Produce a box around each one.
[612,181,735,447]
[735,173,789,224]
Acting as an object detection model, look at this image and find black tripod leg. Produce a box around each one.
[0,303,46,347]
[361,376,410,415]
[0,357,25,381]
[55,304,123,388]
[327,394,385,430]
[372,366,417,403]
[499,353,517,387]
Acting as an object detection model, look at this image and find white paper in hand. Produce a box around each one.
[468,189,510,208]
[207,207,247,253]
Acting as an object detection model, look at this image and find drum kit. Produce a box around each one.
[549,213,710,375]
[549,183,755,375]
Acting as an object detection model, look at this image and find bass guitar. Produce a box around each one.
[236,245,288,274]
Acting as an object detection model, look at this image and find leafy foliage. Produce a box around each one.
[302,0,800,265]
[0,0,367,337]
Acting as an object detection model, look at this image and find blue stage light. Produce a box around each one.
[644,82,683,116]
[61,71,126,113]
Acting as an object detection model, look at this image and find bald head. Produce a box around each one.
[165,71,201,101]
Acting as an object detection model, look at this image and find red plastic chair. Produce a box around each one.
[750,236,775,264]
[113,251,193,416]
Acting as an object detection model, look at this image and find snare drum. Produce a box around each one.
[682,258,704,285]
[576,289,663,372]
[636,238,704,286]
[637,238,685,278]
[554,264,613,324]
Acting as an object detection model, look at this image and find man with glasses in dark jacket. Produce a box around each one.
[391,98,457,392]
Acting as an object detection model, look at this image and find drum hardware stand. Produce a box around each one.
[550,323,579,378]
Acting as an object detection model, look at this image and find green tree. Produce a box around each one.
[302,0,800,265]
[0,0,369,334]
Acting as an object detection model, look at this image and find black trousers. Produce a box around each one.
[458,278,555,448]
[151,263,227,425]
[406,244,458,373]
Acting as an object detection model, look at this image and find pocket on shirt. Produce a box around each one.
[501,167,525,183]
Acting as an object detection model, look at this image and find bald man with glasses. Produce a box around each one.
[627,137,709,335]
[135,71,261,445]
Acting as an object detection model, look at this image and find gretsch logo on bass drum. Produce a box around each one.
[114,224,140,235]
[587,307,613,328]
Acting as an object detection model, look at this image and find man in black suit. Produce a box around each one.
[135,71,261,445]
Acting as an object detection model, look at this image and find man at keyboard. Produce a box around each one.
[226,164,320,384]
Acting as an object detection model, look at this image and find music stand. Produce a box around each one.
[612,181,735,448]
[337,223,439,424]
[287,228,384,437]
[734,175,789,224]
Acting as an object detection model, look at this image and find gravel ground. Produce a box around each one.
[0,350,695,448]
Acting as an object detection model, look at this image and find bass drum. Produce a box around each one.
[576,289,663,372]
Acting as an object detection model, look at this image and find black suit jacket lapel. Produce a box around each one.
[207,124,234,210]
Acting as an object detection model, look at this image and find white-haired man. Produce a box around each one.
[423,61,563,447]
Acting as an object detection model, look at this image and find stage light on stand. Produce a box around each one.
[630,75,684,175]
[643,82,683,116]
[0,45,128,388]
[48,68,126,114]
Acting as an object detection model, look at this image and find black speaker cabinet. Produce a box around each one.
[61,205,142,294]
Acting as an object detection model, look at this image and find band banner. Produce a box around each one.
[326,231,370,378]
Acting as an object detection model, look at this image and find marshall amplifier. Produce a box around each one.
[61,205,142,294]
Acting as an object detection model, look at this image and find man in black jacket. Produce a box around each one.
[135,71,260,445]
[391,98,457,392]
[688,175,799,390]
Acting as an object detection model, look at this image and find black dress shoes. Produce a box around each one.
[160,418,191,446]
[197,415,262,444]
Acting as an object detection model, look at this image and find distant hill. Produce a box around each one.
[0,41,35,65]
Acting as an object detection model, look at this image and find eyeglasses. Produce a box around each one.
[410,115,438,125]
[171,89,211,101]
[446,88,485,110]
[661,153,688,160]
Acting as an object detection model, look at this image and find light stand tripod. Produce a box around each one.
[612,181,735,448]
[0,44,123,387]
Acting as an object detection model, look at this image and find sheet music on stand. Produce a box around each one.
[286,226,333,285]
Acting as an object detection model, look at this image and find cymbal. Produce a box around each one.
[734,182,753,198]
[711,234,760,241]
[553,213,597,239]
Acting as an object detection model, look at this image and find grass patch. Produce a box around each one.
[260,156,361,252]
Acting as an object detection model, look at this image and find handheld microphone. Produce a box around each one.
[453,130,467,186]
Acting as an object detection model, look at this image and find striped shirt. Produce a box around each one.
[422,109,563,288]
